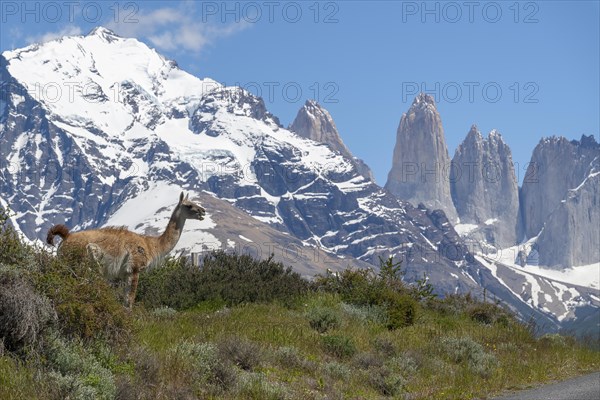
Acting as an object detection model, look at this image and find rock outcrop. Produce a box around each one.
[520,135,599,238]
[289,100,373,180]
[520,135,599,268]
[451,126,521,248]
[536,169,599,267]
[385,93,458,222]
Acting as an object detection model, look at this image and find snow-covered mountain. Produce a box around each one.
[0,27,596,333]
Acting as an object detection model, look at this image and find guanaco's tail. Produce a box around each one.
[46,224,70,246]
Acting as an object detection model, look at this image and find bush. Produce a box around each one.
[387,354,419,376]
[384,291,417,330]
[371,335,397,357]
[237,372,290,400]
[170,341,237,393]
[539,333,573,348]
[440,336,497,378]
[467,302,510,326]
[273,346,311,370]
[367,366,406,396]
[138,251,309,310]
[151,306,177,319]
[468,351,498,379]
[353,352,383,370]
[0,268,56,352]
[33,250,131,342]
[0,207,33,267]
[218,336,262,371]
[323,361,351,381]
[322,335,357,359]
[305,306,341,333]
[46,334,116,400]
[340,302,387,325]
[315,257,418,329]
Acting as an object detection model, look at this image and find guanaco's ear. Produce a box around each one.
[179,192,184,203]
[185,193,189,200]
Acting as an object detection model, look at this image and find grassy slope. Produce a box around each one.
[3,295,597,400]
[128,298,598,400]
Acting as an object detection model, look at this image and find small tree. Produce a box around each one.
[0,206,31,266]
[378,256,405,292]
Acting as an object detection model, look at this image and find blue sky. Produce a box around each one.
[1,1,598,185]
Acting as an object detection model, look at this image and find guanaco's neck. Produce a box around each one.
[157,206,186,256]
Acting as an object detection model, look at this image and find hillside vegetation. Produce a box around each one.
[1,207,598,400]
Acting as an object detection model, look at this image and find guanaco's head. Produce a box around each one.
[178,192,206,221]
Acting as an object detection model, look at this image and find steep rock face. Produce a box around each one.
[520,135,599,239]
[289,100,373,180]
[536,171,600,267]
[451,126,521,248]
[385,94,458,222]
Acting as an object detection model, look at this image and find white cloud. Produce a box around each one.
[106,4,249,55]
[26,25,83,45]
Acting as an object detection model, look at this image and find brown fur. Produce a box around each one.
[46,224,70,246]
[47,193,206,308]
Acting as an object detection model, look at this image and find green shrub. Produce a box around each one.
[305,306,341,333]
[273,346,311,370]
[322,335,357,359]
[218,336,262,371]
[468,350,498,378]
[46,334,116,400]
[539,333,573,348]
[237,371,290,400]
[314,258,418,329]
[440,336,484,364]
[151,306,177,319]
[33,250,131,342]
[467,302,510,326]
[323,361,351,381]
[0,207,33,267]
[387,354,419,376]
[383,291,417,330]
[170,341,237,393]
[367,366,406,396]
[314,267,381,306]
[0,268,56,352]
[138,251,309,310]
[353,352,383,370]
[340,302,387,325]
[371,335,397,357]
[0,355,43,400]
[440,336,497,378]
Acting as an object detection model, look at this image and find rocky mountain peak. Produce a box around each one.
[385,93,458,222]
[198,86,281,127]
[451,126,520,248]
[87,26,121,41]
[488,129,502,141]
[464,125,483,143]
[290,100,373,180]
[291,100,338,142]
[410,92,437,112]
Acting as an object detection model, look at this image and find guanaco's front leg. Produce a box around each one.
[127,267,140,309]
